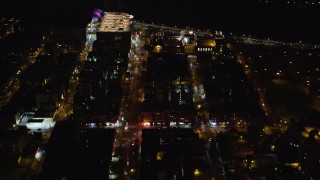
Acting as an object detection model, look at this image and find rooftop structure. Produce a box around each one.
[15,111,56,133]
[98,12,133,33]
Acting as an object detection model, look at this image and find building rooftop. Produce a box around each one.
[98,12,133,33]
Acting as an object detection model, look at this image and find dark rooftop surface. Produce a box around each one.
[40,121,115,179]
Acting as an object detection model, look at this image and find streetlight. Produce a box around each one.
[194,169,201,176]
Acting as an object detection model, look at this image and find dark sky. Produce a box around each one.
[128,0,320,43]
[1,0,319,43]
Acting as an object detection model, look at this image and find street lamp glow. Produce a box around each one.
[194,169,201,176]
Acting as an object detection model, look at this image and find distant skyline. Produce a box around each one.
[1,0,319,42]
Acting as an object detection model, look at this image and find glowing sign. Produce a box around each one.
[92,8,103,18]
